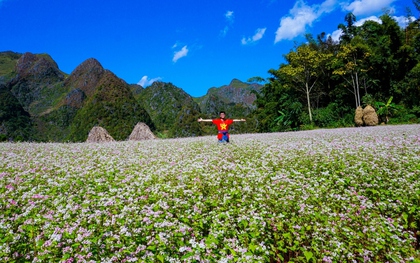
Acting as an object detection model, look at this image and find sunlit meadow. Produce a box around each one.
[1,124,420,263]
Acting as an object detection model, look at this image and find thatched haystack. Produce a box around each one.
[128,122,157,141]
[86,126,115,143]
[363,105,379,126]
[354,106,364,127]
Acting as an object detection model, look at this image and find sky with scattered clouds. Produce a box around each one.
[0,0,416,97]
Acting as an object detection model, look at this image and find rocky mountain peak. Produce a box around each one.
[64,58,105,97]
[15,52,37,74]
[14,52,64,81]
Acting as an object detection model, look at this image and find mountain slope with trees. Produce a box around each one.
[195,79,262,118]
[134,81,202,138]
[0,52,259,141]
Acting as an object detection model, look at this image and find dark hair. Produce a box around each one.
[219,111,226,115]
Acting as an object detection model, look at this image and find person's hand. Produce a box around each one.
[241,119,246,122]
[198,117,203,122]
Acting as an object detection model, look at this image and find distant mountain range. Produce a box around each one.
[0,51,262,141]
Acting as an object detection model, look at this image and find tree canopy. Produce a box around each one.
[252,9,420,132]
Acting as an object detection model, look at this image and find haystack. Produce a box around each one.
[363,105,379,126]
[86,126,115,143]
[128,122,157,141]
[354,106,364,127]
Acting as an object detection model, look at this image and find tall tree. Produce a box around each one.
[338,13,357,43]
[279,44,332,122]
[333,36,371,108]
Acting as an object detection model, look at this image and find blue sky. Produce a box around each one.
[0,0,416,97]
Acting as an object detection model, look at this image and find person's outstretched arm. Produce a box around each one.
[198,118,213,122]
[232,119,246,122]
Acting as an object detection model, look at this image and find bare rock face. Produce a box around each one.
[86,126,115,143]
[128,122,157,141]
[362,105,379,126]
[354,106,364,127]
[64,58,105,98]
[64,88,86,108]
[9,52,65,110]
[15,52,64,81]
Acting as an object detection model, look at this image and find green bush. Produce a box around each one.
[0,134,7,142]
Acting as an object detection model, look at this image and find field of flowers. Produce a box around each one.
[1,124,420,263]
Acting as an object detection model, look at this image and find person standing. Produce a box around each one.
[198,111,246,143]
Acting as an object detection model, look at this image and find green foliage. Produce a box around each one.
[135,82,202,137]
[273,101,304,131]
[68,74,154,142]
[399,62,420,108]
[34,105,78,142]
[28,82,72,116]
[0,85,34,141]
[312,103,354,128]
[169,106,203,138]
[252,11,420,131]
[195,79,261,121]
[0,51,20,83]
[387,106,420,124]
[280,44,333,122]
[374,96,403,123]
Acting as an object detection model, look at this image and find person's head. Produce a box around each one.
[219,111,226,119]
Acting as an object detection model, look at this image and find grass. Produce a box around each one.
[1,124,420,262]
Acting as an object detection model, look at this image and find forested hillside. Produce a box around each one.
[0,52,259,142]
[252,12,420,132]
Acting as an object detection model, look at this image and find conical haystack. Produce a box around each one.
[363,105,379,126]
[129,122,157,141]
[86,126,115,143]
[354,106,364,127]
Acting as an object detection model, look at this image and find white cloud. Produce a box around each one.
[225,10,234,22]
[172,45,189,63]
[274,0,338,43]
[241,28,267,45]
[354,15,381,26]
[221,10,234,37]
[342,0,396,16]
[319,0,337,14]
[221,26,229,37]
[274,0,318,43]
[393,15,414,28]
[330,29,343,42]
[137,76,161,87]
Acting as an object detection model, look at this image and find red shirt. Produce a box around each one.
[212,119,233,139]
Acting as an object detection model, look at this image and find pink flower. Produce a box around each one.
[32,194,47,199]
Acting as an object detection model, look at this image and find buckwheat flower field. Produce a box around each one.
[1,125,420,263]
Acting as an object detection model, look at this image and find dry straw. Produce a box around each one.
[354,106,364,127]
[128,122,157,141]
[86,126,115,143]
[363,105,379,126]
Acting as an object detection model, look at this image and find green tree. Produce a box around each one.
[374,96,402,123]
[338,13,358,43]
[279,44,332,122]
[332,37,371,108]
